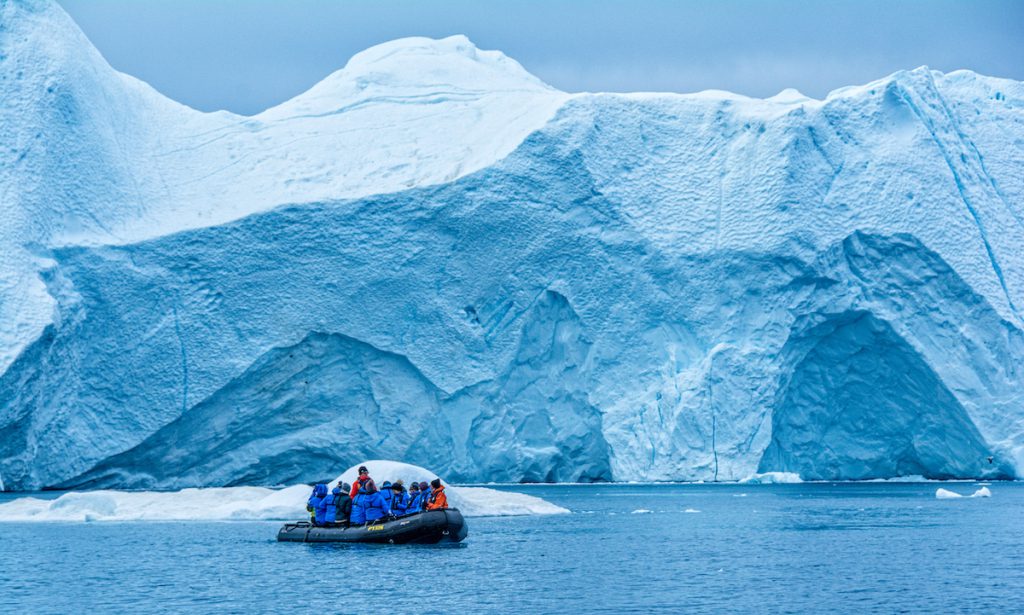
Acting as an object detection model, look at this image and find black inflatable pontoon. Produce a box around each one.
[277,508,468,544]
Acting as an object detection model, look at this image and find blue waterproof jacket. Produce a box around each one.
[390,489,408,516]
[351,488,389,524]
[404,490,421,515]
[322,487,347,523]
[379,482,393,510]
[307,483,328,524]
[349,494,366,525]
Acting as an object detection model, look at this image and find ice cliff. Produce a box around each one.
[2,0,1023,490]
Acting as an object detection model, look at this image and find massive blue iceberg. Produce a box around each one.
[2,0,1023,490]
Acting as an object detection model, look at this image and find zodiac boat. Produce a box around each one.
[277,508,468,544]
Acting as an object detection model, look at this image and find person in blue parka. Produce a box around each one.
[351,479,388,525]
[307,483,328,525]
[321,484,350,525]
[418,482,430,510]
[404,482,421,515]
[379,481,393,512]
[389,481,408,516]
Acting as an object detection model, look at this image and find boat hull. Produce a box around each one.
[277,508,468,544]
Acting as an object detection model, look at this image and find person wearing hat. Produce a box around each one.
[389,480,408,516]
[404,482,422,515]
[417,482,430,511]
[349,466,372,499]
[425,478,448,511]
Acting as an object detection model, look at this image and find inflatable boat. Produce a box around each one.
[277,508,468,544]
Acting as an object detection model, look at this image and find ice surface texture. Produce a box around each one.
[0,460,568,521]
[2,0,1024,489]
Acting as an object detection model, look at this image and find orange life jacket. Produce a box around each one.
[350,475,371,499]
[426,485,448,510]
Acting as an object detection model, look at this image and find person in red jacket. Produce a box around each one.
[425,478,448,510]
[349,466,372,499]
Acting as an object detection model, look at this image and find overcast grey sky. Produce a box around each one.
[60,0,1024,116]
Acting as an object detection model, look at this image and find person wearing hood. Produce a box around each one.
[349,466,372,499]
[307,483,328,525]
[426,478,448,511]
[351,479,388,525]
[418,482,430,511]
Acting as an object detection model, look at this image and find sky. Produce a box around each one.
[60,0,1024,116]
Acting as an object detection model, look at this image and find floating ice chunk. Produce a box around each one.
[450,487,569,516]
[739,472,803,484]
[935,486,992,499]
[684,508,701,513]
[631,509,654,514]
[0,485,311,522]
[0,460,567,522]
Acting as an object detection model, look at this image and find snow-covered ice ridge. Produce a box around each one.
[2,0,1024,490]
[0,461,568,521]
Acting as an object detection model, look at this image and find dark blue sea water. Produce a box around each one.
[1,483,1021,614]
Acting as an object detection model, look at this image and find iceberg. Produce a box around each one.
[935,486,992,499]
[739,472,803,484]
[0,460,567,521]
[2,0,1024,490]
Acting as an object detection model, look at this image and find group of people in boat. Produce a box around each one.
[305,465,449,527]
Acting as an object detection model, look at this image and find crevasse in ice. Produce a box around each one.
[2,0,1023,490]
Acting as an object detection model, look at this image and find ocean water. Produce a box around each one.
[1,483,1021,613]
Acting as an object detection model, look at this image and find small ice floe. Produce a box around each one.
[935,487,992,499]
[739,472,802,484]
[631,509,654,514]
[684,508,701,513]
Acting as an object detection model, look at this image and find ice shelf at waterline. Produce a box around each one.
[0,461,568,521]
[2,0,1024,490]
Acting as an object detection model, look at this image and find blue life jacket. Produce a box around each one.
[390,489,408,516]
[404,490,421,515]
[379,482,393,510]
